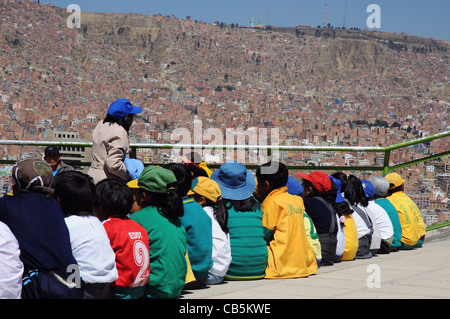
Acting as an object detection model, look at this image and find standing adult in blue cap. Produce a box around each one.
[88,99,142,184]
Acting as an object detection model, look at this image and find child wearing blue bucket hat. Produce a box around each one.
[211,161,268,280]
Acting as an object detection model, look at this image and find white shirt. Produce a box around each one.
[203,206,232,277]
[65,215,118,284]
[335,213,346,257]
[0,221,23,299]
[364,204,381,250]
[352,203,373,239]
[367,201,394,240]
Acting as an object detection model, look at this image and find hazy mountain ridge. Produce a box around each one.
[0,2,448,143]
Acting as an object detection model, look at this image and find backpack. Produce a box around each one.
[312,196,338,265]
[21,268,84,299]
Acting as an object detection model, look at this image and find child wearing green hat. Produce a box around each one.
[130,165,187,299]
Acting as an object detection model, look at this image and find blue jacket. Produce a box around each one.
[180,197,213,280]
[0,193,78,279]
[375,198,403,248]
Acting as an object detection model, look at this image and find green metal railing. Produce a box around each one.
[1,130,449,231]
[426,221,450,232]
[0,130,449,173]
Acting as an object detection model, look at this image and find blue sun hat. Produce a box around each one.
[286,176,303,196]
[329,176,345,203]
[360,179,375,199]
[124,158,144,180]
[107,99,142,119]
[211,161,256,200]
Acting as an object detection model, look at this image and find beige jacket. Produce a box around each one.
[88,121,130,184]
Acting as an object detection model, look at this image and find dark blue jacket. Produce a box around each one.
[0,192,78,279]
[303,196,338,235]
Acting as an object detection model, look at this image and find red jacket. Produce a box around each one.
[102,217,150,287]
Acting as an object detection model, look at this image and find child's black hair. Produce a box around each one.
[53,170,96,217]
[94,178,133,218]
[332,173,368,207]
[387,185,402,196]
[163,163,192,197]
[138,190,184,218]
[214,199,229,234]
[255,161,288,190]
[223,197,260,214]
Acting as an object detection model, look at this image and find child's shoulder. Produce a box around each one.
[183,198,208,213]
[104,216,148,234]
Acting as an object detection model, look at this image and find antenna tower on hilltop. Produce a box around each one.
[323,3,327,28]
[343,0,348,28]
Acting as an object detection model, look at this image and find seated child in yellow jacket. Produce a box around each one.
[255,162,318,279]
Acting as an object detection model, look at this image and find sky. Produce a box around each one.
[47,0,450,42]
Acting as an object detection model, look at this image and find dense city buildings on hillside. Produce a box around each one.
[0,1,449,223]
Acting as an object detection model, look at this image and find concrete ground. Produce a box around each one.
[181,232,450,299]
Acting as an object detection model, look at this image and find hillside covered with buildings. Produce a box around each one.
[0,0,449,223]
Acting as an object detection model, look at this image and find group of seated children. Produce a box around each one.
[0,155,426,299]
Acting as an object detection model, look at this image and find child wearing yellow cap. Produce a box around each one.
[385,172,425,249]
[188,177,232,285]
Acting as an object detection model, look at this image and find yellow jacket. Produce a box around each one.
[198,161,212,177]
[303,212,322,261]
[262,187,318,279]
[341,214,359,261]
[387,192,423,246]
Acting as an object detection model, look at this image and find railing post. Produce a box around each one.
[382,150,391,175]
[130,146,137,159]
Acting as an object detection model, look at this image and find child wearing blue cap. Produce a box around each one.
[361,179,394,254]
[333,173,374,259]
[329,175,358,262]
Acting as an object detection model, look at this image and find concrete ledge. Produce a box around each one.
[181,234,450,299]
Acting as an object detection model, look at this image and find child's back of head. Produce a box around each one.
[163,163,192,197]
[53,170,96,217]
[95,179,134,219]
[255,161,288,190]
[137,165,184,219]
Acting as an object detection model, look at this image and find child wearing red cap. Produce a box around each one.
[297,170,338,266]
